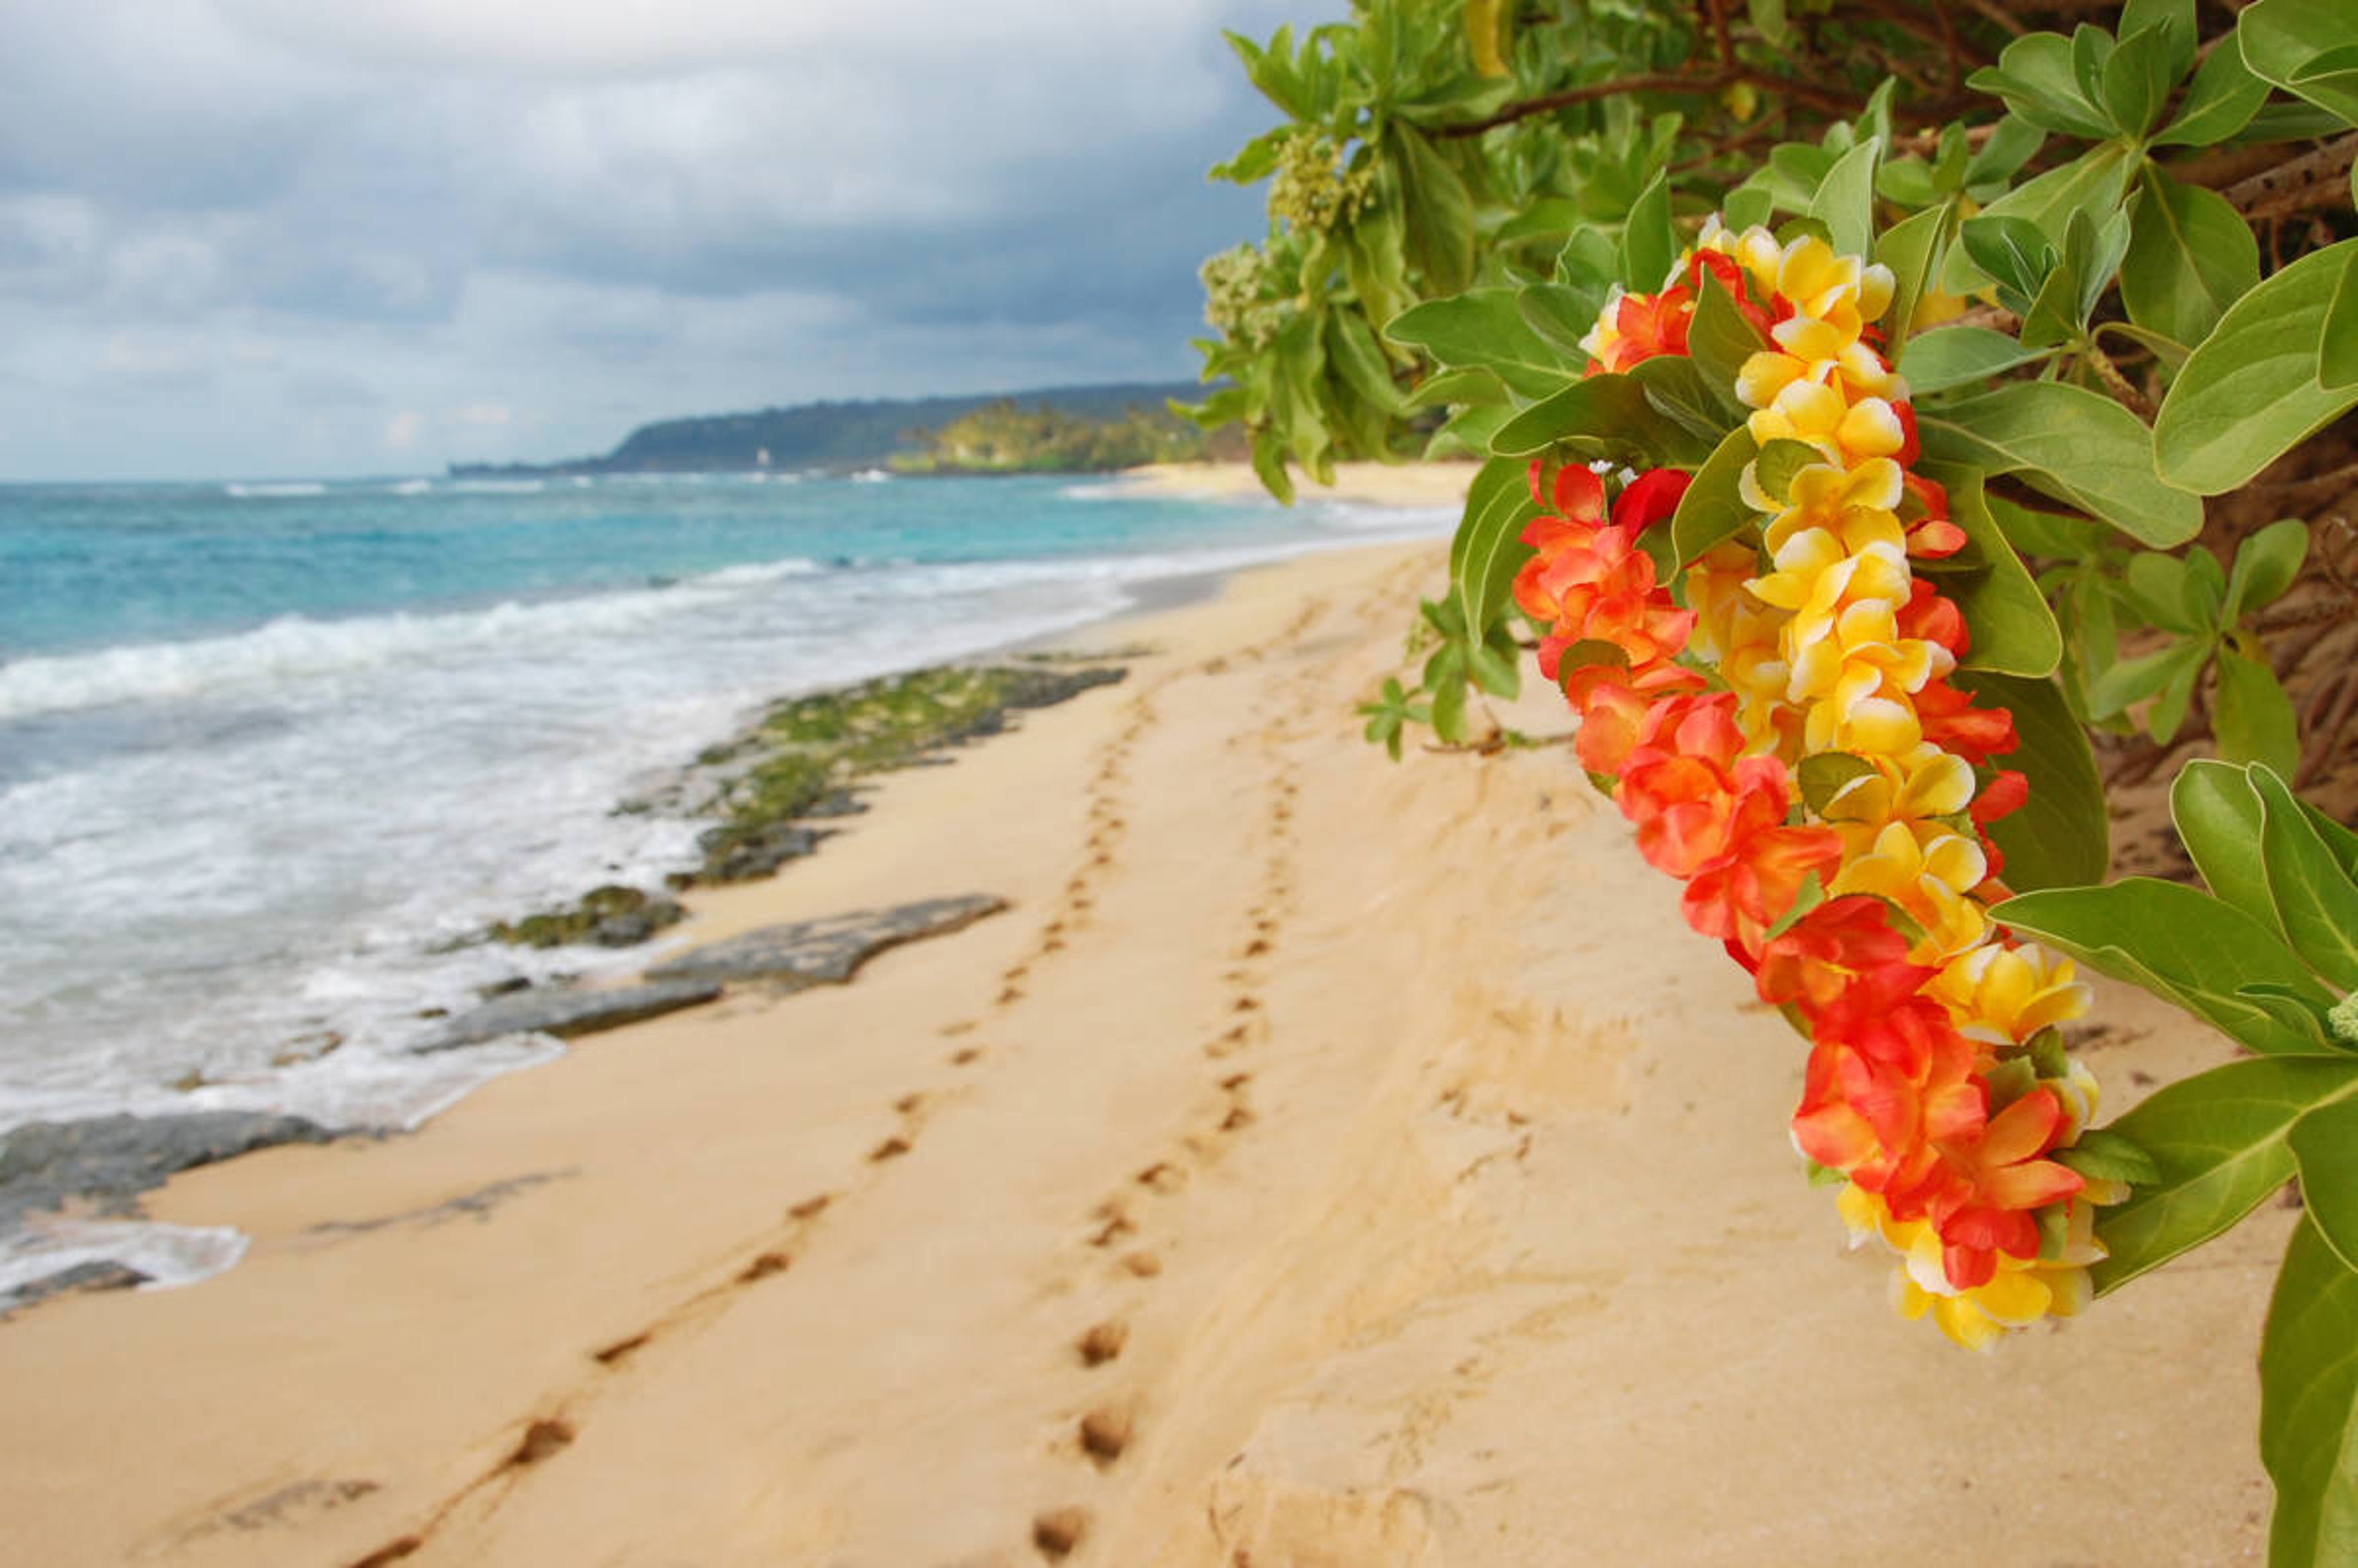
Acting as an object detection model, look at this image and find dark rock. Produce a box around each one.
[798,789,870,820]
[416,978,723,1052]
[478,976,533,999]
[646,893,1007,992]
[588,897,686,947]
[6,1259,150,1309]
[0,1111,340,1227]
[694,821,828,884]
[489,884,686,949]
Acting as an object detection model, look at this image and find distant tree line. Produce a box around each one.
[891,400,1216,474]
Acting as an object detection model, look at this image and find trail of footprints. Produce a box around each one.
[337,682,1167,1566]
[338,573,1391,1564]
[1028,608,1327,1561]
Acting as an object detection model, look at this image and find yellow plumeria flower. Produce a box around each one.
[1930,940,2095,1048]
[1738,314,1909,407]
[1775,235,1897,325]
[1694,215,1784,297]
[1744,455,1906,548]
[1839,1185,2104,1351]
[1830,820,1990,961]
[1746,381,1909,468]
[1818,743,1980,861]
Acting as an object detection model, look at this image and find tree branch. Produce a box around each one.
[2219,132,2358,220]
[1434,68,1865,139]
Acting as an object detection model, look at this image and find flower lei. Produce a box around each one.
[1522,220,2128,1349]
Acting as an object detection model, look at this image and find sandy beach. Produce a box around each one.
[0,477,2288,1566]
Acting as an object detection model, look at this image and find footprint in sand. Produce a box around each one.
[1076,1319,1128,1367]
[1077,1404,1132,1467]
[1032,1507,1089,1559]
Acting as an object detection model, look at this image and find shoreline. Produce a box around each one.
[0,506,2284,1566]
[0,465,1463,1303]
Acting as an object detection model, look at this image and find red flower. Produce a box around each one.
[1750,895,1932,1017]
[1924,1087,2085,1287]
[1611,468,1691,536]
[1913,679,2018,767]
[1589,285,1695,375]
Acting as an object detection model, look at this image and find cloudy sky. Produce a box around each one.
[0,1,1340,481]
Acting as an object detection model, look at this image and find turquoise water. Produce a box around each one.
[0,470,1448,1154]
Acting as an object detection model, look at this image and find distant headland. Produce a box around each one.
[449,381,1221,478]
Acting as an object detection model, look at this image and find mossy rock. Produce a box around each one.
[490,884,686,949]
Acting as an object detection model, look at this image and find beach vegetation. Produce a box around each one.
[1194,0,2358,1554]
[890,400,1212,475]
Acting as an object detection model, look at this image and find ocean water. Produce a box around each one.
[0,470,1448,1290]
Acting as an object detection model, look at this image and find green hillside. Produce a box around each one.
[451,381,1210,476]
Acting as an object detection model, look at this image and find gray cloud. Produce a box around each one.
[0,0,1333,478]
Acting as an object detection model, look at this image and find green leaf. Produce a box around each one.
[2155,239,2358,495]
[1899,325,2052,394]
[1518,281,1603,357]
[1808,139,1879,260]
[2122,549,2203,634]
[2230,519,2313,621]
[1796,751,1877,815]
[1966,114,2046,190]
[1982,142,2134,245]
[2053,1126,2165,1185]
[1999,877,2340,1055]
[1557,227,1620,294]
[1969,33,2114,139]
[1686,268,1767,395]
[2217,649,2305,781]
[1425,404,1509,460]
[1877,201,1953,355]
[1621,169,1676,292]
[2154,33,2271,146]
[1961,214,2057,308]
[1917,381,2204,546]
[2092,1056,2358,1292]
[2323,254,2358,392]
[2259,1216,2358,1568]
[2242,0,2358,128]
[1448,456,1538,638]
[2255,764,2358,992]
[1751,438,1820,502]
[2086,639,2203,725]
[1466,638,1521,698]
[1953,671,2107,890]
[1430,667,1471,743]
[1724,181,1775,234]
[1325,309,1407,416]
[2119,0,2194,75]
[1386,289,1573,401]
[2173,759,2278,929]
[1489,373,1703,464]
[2292,1096,2358,1276]
[1668,425,1763,565]
[1407,366,1509,410]
[2303,798,2358,884]
[2120,167,2262,349]
[2099,20,2178,140]
[1627,355,1736,451]
[1390,123,1477,296]
[1921,464,2063,677]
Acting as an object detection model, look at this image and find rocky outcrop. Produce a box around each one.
[490,885,687,949]
[416,979,723,1052]
[7,1259,149,1308]
[647,894,1008,990]
[0,1111,340,1226]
